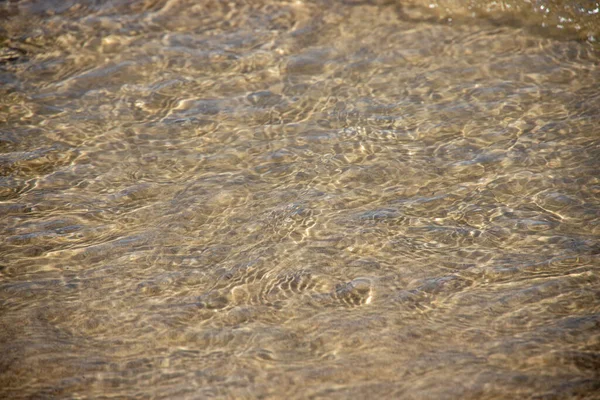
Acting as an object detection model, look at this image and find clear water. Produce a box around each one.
[1,1,599,398]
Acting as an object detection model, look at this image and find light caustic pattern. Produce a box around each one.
[0,0,599,398]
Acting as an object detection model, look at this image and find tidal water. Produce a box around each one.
[1,0,599,398]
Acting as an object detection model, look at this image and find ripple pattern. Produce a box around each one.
[1,0,599,399]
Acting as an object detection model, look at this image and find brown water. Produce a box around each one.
[1,0,600,398]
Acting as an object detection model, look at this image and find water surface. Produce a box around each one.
[1,0,599,398]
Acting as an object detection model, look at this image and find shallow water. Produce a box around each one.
[1,0,600,398]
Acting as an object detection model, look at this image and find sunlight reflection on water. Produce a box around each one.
[1,0,599,398]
